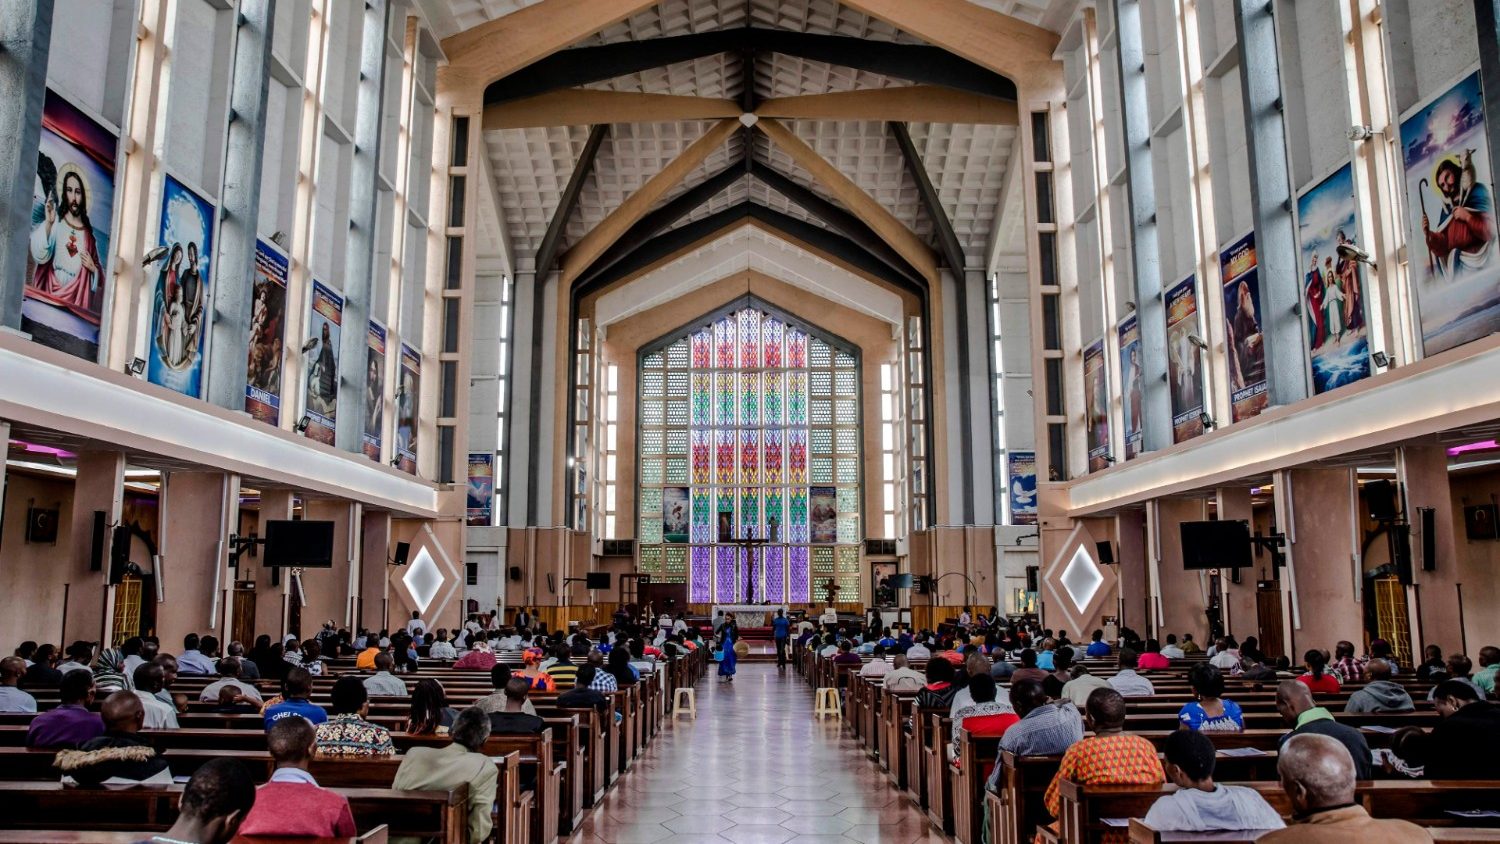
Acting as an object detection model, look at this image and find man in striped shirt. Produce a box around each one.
[544,644,579,690]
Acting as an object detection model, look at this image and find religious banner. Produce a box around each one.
[1221,231,1269,422]
[1165,275,1205,442]
[245,238,287,425]
[466,453,493,527]
[1401,70,1500,356]
[1008,450,1037,525]
[809,486,837,544]
[363,321,385,461]
[662,486,690,543]
[23,90,117,361]
[148,175,214,397]
[302,280,342,445]
[1297,163,1371,393]
[1118,316,1143,459]
[397,342,420,474]
[1084,339,1110,472]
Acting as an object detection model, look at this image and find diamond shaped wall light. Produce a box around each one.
[403,547,444,614]
[1060,545,1103,614]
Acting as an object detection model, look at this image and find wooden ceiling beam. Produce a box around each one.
[757,86,1018,124]
[482,90,742,130]
[559,118,740,284]
[755,117,938,283]
[838,0,1059,89]
[440,0,660,94]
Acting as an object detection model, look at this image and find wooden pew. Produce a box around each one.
[0,830,390,844]
[1125,818,1500,843]
[0,782,469,844]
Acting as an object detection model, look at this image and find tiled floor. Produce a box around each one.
[569,664,954,844]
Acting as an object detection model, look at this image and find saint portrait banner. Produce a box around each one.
[1401,70,1500,356]
[363,321,386,461]
[23,90,117,361]
[809,486,837,544]
[245,238,287,425]
[148,175,215,398]
[1084,339,1110,472]
[466,453,494,527]
[1221,231,1269,422]
[662,486,690,543]
[303,280,343,445]
[1008,450,1037,525]
[1118,316,1144,459]
[1296,163,1371,393]
[1165,275,1206,443]
[397,342,420,474]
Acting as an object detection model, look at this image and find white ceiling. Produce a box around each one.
[457,0,1052,304]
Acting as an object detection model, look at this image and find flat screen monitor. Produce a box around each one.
[263,520,335,568]
[585,571,612,590]
[889,572,914,589]
[1179,519,1252,570]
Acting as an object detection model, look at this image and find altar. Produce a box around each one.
[712,604,789,628]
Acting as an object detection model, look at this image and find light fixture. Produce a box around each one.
[1372,351,1390,368]
[1187,334,1209,351]
[1060,545,1104,613]
[124,357,146,376]
[1347,125,1375,142]
[1337,242,1378,271]
[294,415,311,433]
[390,456,401,467]
[140,246,169,267]
[1199,412,1216,430]
[270,231,289,249]
[300,337,320,354]
[402,547,444,614]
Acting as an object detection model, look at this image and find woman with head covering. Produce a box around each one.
[91,648,131,693]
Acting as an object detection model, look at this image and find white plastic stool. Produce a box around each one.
[672,687,697,718]
[814,687,841,719]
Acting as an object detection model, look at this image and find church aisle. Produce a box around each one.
[569,664,953,843]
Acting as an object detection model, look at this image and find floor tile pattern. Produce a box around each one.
[568,665,953,843]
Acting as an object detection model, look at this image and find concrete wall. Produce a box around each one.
[0,473,76,649]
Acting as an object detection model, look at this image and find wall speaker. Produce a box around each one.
[108,525,132,585]
[89,512,106,572]
[392,542,411,566]
[508,566,522,582]
[1366,480,1398,522]
[1391,524,1413,585]
[1421,507,1437,572]
[1096,541,1115,564]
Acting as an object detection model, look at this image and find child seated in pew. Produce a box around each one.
[1141,729,1284,832]
[237,717,358,838]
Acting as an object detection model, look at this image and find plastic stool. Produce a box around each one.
[814,687,841,719]
[672,687,697,718]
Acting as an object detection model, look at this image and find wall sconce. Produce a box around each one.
[124,358,146,376]
[1199,412,1216,430]
[294,415,311,433]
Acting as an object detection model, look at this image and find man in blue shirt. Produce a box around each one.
[772,610,791,668]
[264,667,328,730]
[1086,629,1113,658]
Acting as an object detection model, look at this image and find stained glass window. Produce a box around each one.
[637,303,861,601]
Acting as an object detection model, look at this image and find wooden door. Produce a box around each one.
[1256,587,1284,660]
[231,589,256,647]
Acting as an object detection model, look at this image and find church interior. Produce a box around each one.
[3,0,1500,842]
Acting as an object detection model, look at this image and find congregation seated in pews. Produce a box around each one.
[798,616,1500,844]
[0,614,708,843]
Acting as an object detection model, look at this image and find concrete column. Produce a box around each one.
[1151,498,1212,644]
[360,509,391,633]
[301,499,354,634]
[1399,445,1463,652]
[157,472,235,648]
[1111,0,1171,453]
[1281,468,1363,656]
[1216,486,1259,642]
[1234,0,1308,408]
[63,452,125,645]
[253,490,294,640]
[1114,509,1149,632]
[205,0,275,410]
[0,0,52,331]
[335,1,389,452]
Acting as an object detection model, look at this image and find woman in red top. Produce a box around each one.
[1296,649,1341,695]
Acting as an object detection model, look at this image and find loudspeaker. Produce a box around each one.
[1391,524,1413,585]
[1096,541,1114,564]
[1421,507,1437,572]
[508,566,522,582]
[392,542,411,566]
[1025,565,1039,593]
[89,512,106,572]
[1367,480,1398,522]
[108,525,132,585]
